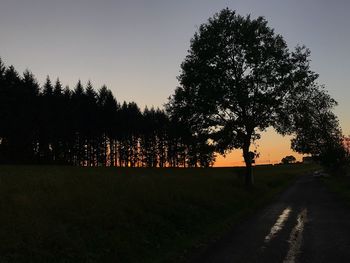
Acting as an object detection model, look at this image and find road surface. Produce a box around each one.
[191,175,350,263]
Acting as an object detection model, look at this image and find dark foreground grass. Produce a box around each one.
[323,168,350,206]
[0,164,316,263]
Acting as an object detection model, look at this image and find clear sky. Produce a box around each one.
[1,0,349,166]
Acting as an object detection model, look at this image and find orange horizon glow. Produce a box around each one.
[214,128,305,167]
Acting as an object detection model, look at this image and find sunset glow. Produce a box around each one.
[0,0,349,167]
[215,129,305,167]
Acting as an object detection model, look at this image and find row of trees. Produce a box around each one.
[1,9,348,178]
[0,58,215,167]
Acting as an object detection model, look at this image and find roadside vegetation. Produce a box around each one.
[323,166,350,204]
[0,164,316,263]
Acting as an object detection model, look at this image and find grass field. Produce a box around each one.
[323,168,350,206]
[0,164,316,263]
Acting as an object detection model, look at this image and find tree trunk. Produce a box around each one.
[242,138,253,187]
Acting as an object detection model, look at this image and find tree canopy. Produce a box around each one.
[281,155,296,165]
[167,8,344,184]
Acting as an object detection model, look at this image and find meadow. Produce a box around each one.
[323,167,350,205]
[0,164,316,262]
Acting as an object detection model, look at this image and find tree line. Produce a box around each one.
[0,58,215,167]
[1,9,349,176]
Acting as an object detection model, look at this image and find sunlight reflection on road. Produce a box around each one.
[264,207,292,244]
[283,208,308,263]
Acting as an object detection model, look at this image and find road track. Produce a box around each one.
[191,175,350,263]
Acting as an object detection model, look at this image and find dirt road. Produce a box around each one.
[191,175,350,263]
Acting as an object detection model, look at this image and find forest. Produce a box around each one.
[0,58,215,167]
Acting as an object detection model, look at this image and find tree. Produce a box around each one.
[42,76,53,96]
[20,70,40,162]
[53,78,63,96]
[286,86,347,170]
[0,58,6,162]
[97,85,118,166]
[281,155,296,165]
[1,65,22,163]
[84,81,99,166]
[39,76,56,162]
[167,9,329,186]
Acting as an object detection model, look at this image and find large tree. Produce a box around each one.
[167,8,333,185]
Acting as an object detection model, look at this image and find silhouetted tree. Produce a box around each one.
[39,76,55,162]
[1,65,22,163]
[281,155,296,165]
[167,9,335,185]
[154,109,169,167]
[97,85,118,166]
[83,81,98,166]
[286,86,347,171]
[140,107,159,167]
[0,58,6,162]
[20,70,40,162]
[50,78,65,162]
[118,102,142,167]
[42,76,53,96]
[61,85,74,164]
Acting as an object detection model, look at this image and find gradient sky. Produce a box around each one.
[1,0,349,166]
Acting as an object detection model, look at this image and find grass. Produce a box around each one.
[0,164,316,263]
[323,167,350,206]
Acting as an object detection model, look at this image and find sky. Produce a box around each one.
[1,0,349,166]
